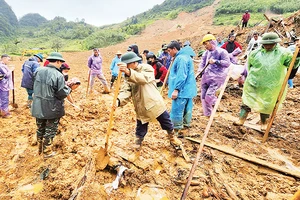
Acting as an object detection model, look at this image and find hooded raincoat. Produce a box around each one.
[242,44,292,114]
[21,56,40,89]
[31,64,71,119]
[168,48,197,129]
[110,56,121,77]
[198,40,231,116]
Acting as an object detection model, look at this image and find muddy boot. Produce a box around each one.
[167,130,182,149]
[43,138,56,159]
[260,113,269,131]
[37,137,43,155]
[233,108,249,126]
[133,137,143,150]
[27,100,33,108]
[103,85,111,94]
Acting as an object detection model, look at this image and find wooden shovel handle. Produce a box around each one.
[12,71,15,104]
[105,71,122,150]
[160,59,174,95]
[86,70,91,97]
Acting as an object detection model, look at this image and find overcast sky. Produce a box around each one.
[5,0,165,26]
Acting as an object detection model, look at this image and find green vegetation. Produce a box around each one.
[19,13,48,27]
[214,0,300,25]
[0,0,18,37]
[0,0,299,54]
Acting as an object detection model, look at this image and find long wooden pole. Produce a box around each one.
[160,59,174,95]
[185,137,300,179]
[86,69,91,97]
[181,67,232,200]
[262,47,299,142]
[105,71,122,150]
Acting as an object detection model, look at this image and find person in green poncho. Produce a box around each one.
[234,32,293,130]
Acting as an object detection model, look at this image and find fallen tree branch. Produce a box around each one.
[185,137,300,179]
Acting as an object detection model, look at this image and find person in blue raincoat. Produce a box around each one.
[110,50,122,88]
[167,41,197,135]
[21,53,43,108]
[182,41,196,58]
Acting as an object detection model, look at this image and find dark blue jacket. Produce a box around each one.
[21,57,40,89]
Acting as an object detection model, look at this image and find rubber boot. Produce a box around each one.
[43,138,56,158]
[37,137,43,155]
[167,130,182,148]
[103,85,111,94]
[233,108,249,126]
[260,113,269,131]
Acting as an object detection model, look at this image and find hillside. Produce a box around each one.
[1,0,299,53]
[0,0,18,37]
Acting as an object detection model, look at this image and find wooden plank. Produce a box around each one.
[185,137,300,179]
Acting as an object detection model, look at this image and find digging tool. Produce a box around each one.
[66,99,81,110]
[95,71,122,170]
[181,67,232,200]
[86,69,91,97]
[262,46,299,142]
[160,59,174,95]
[11,70,18,108]
[195,62,209,80]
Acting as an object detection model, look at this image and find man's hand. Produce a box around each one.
[118,62,130,76]
[172,90,179,100]
[208,58,215,64]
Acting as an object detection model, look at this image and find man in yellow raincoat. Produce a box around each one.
[234,32,293,130]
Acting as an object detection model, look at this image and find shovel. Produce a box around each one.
[11,70,18,108]
[95,70,122,170]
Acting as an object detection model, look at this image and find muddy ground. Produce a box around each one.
[0,1,299,199]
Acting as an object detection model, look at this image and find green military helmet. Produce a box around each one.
[260,32,281,44]
[198,50,205,57]
[46,52,65,62]
[121,52,141,64]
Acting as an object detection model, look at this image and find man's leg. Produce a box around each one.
[43,118,60,158]
[89,74,96,91]
[26,88,34,108]
[110,75,117,88]
[36,118,47,155]
[233,104,251,126]
[156,110,182,148]
[201,82,210,116]
[260,113,270,131]
[183,98,193,128]
[170,98,187,131]
[0,91,10,117]
[203,82,220,116]
[135,119,149,149]
[97,74,110,94]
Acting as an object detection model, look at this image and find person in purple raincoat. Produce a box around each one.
[0,54,14,118]
[87,48,110,94]
[198,34,231,117]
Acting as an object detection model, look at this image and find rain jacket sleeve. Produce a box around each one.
[87,56,92,68]
[55,75,71,100]
[127,67,154,85]
[118,81,132,107]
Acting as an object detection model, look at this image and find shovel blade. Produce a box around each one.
[95,147,109,170]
